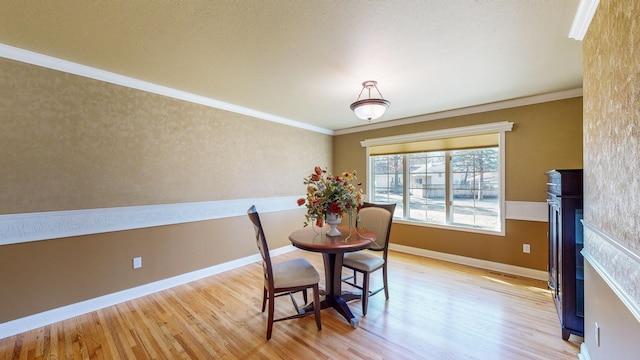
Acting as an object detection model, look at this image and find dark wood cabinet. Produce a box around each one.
[547,169,584,340]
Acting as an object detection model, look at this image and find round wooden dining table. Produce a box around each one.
[288,225,376,328]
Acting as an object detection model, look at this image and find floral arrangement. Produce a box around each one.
[297,166,364,227]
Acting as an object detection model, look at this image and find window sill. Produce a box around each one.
[392,218,505,236]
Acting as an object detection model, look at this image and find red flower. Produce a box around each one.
[328,202,341,214]
[299,166,363,228]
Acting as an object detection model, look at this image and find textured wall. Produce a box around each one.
[583,0,640,251]
[0,57,331,214]
[582,0,640,358]
[0,57,330,323]
[334,99,584,203]
[334,98,583,270]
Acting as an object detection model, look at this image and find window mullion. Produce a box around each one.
[403,154,410,220]
[445,151,452,225]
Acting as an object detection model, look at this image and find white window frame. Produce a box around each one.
[361,121,514,236]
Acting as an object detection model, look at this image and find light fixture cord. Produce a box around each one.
[354,86,366,102]
[372,83,385,99]
[355,83,386,101]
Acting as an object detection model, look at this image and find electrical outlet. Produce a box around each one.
[595,322,600,346]
[133,256,142,269]
[523,244,531,253]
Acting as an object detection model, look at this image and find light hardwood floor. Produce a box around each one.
[0,250,582,359]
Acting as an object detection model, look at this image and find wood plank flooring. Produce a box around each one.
[0,250,582,359]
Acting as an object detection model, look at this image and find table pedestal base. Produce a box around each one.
[302,252,361,328]
[288,226,375,329]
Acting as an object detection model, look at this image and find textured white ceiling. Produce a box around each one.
[0,1,582,132]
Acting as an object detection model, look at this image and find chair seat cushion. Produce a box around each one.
[343,251,384,272]
[272,258,320,288]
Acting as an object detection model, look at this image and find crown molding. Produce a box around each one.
[0,42,584,137]
[0,43,333,135]
[568,0,600,41]
[335,88,583,136]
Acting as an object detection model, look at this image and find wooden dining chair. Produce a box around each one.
[247,205,322,340]
[341,202,396,315]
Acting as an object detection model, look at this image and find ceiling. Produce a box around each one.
[0,1,583,133]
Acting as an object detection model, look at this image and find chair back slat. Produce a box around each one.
[247,205,273,285]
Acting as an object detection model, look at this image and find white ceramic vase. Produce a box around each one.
[325,213,342,236]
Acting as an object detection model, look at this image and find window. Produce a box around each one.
[361,121,513,235]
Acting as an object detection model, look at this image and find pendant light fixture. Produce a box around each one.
[350,80,390,122]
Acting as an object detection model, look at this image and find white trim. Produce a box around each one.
[0,196,301,246]
[0,43,583,137]
[568,0,600,41]
[498,129,507,234]
[505,201,547,222]
[0,241,543,338]
[337,89,582,136]
[581,222,640,324]
[360,121,514,148]
[392,219,503,236]
[578,342,591,360]
[389,243,548,281]
[0,245,297,339]
[361,121,514,235]
[0,43,333,136]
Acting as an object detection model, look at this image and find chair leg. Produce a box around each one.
[262,288,267,312]
[353,269,357,285]
[362,271,370,316]
[312,284,322,331]
[383,263,389,300]
[266,292,275,340]
[302,288,308,304]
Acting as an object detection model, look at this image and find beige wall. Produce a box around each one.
[334,98,584,270]
[584,262,640,359]
[582,0,640,357]
[0,211,304,322]
[0,58,331,214]
[0,57,330,323]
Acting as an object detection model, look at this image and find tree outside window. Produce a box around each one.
[370,147,500,232]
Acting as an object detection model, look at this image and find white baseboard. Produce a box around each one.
[1,243,546,339]
[578,342,591,360]
[0,245,297,339]
[389,243,548,281]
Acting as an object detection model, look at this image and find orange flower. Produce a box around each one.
[314,166,323,175]
[297,198,306,206]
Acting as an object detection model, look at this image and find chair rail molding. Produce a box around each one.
[581,220,640,323]
[0,196,301,246]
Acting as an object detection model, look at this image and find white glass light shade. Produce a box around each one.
[350,99,390,121]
